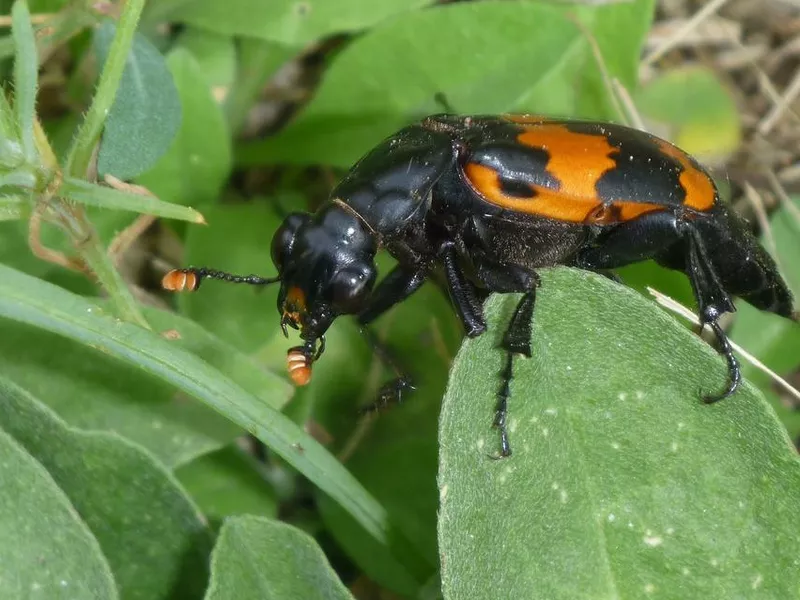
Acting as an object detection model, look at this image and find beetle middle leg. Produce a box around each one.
[576,212,740,402]
[473,251,540,458]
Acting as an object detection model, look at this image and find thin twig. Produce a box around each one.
[765,168,800,231]
[0,13,54,27]
[758,67,800,134]
[644,0,733,66]
[612,80,646,131]
[568,14,627,123]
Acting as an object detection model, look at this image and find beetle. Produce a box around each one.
[162,113,796,458]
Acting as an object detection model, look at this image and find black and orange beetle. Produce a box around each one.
[163,114,796,457]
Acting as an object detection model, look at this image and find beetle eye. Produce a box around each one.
[271,213,308,271]
[330,266,375,314]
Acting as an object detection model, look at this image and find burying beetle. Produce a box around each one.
[163,114,796,458]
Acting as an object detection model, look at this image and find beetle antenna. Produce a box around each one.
[162,267,280,292]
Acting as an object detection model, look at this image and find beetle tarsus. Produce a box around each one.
[702,320,742,403]
[491,353,514,459]
[359,377,416,414]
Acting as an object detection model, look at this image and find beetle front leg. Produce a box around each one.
[356,264,428,413]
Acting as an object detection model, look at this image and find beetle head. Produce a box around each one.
[271,204,378,345]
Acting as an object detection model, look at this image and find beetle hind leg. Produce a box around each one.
[683,226,741,402]
[702,321,741,403]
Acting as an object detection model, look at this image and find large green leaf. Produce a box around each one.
[177,28,236,88]
[0,303,291,468]
[137,48,232,206]
[635,67,741,160]
[95,22,182,180]
[237,0,654,168]
[173,0,432,46]
[439,268,800,599]
[176,445,279,524]
[0,263,410,577]
[205,516,354,600]
[0,417,117,599]
[0,377,211,600]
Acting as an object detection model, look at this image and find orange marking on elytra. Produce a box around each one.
[655,139,716,212]
[517,124,617,200]
[466,123,671,224]
[465,163,603,222]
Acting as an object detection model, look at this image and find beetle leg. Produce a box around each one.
[468,251,541,458]
[440,242,487,337]
[358,265,428,327]
[356,326,417,414]
[575,211,683,270]
[355,265,428,413]
[493,288,538,459]
[683,226,740,402]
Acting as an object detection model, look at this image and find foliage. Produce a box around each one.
[0,1,797,599]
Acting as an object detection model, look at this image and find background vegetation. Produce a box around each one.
[0,0,799,598]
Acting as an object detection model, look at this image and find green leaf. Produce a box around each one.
[65,1,147,179]
[206,516,354,600]
[0,84,19,141]
[137,48,231,205]
[29,0,70,10]
[0,262,407,573]
[0,377,212,600]
[439,268,800,599]
[237,0,654,168]
[224,38,298,135]
[0,303,291,468]
[177,28,236,88]
[768,194,800,295]
[60,176,205,222]
[95,21,182,180]
[175,0,432,46]
[176,445,279,523]
[11,0,38,163]
[0,193,26,220]
[566,0,656,119]
[0,421,118,599]
[635,67,741,160]
[0,164,36,187]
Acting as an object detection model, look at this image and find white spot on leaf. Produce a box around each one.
[644,535,663,547]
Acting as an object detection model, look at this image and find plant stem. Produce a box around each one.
[55,0,150,329]
[63,0,145,179]
[11,0,38,163]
